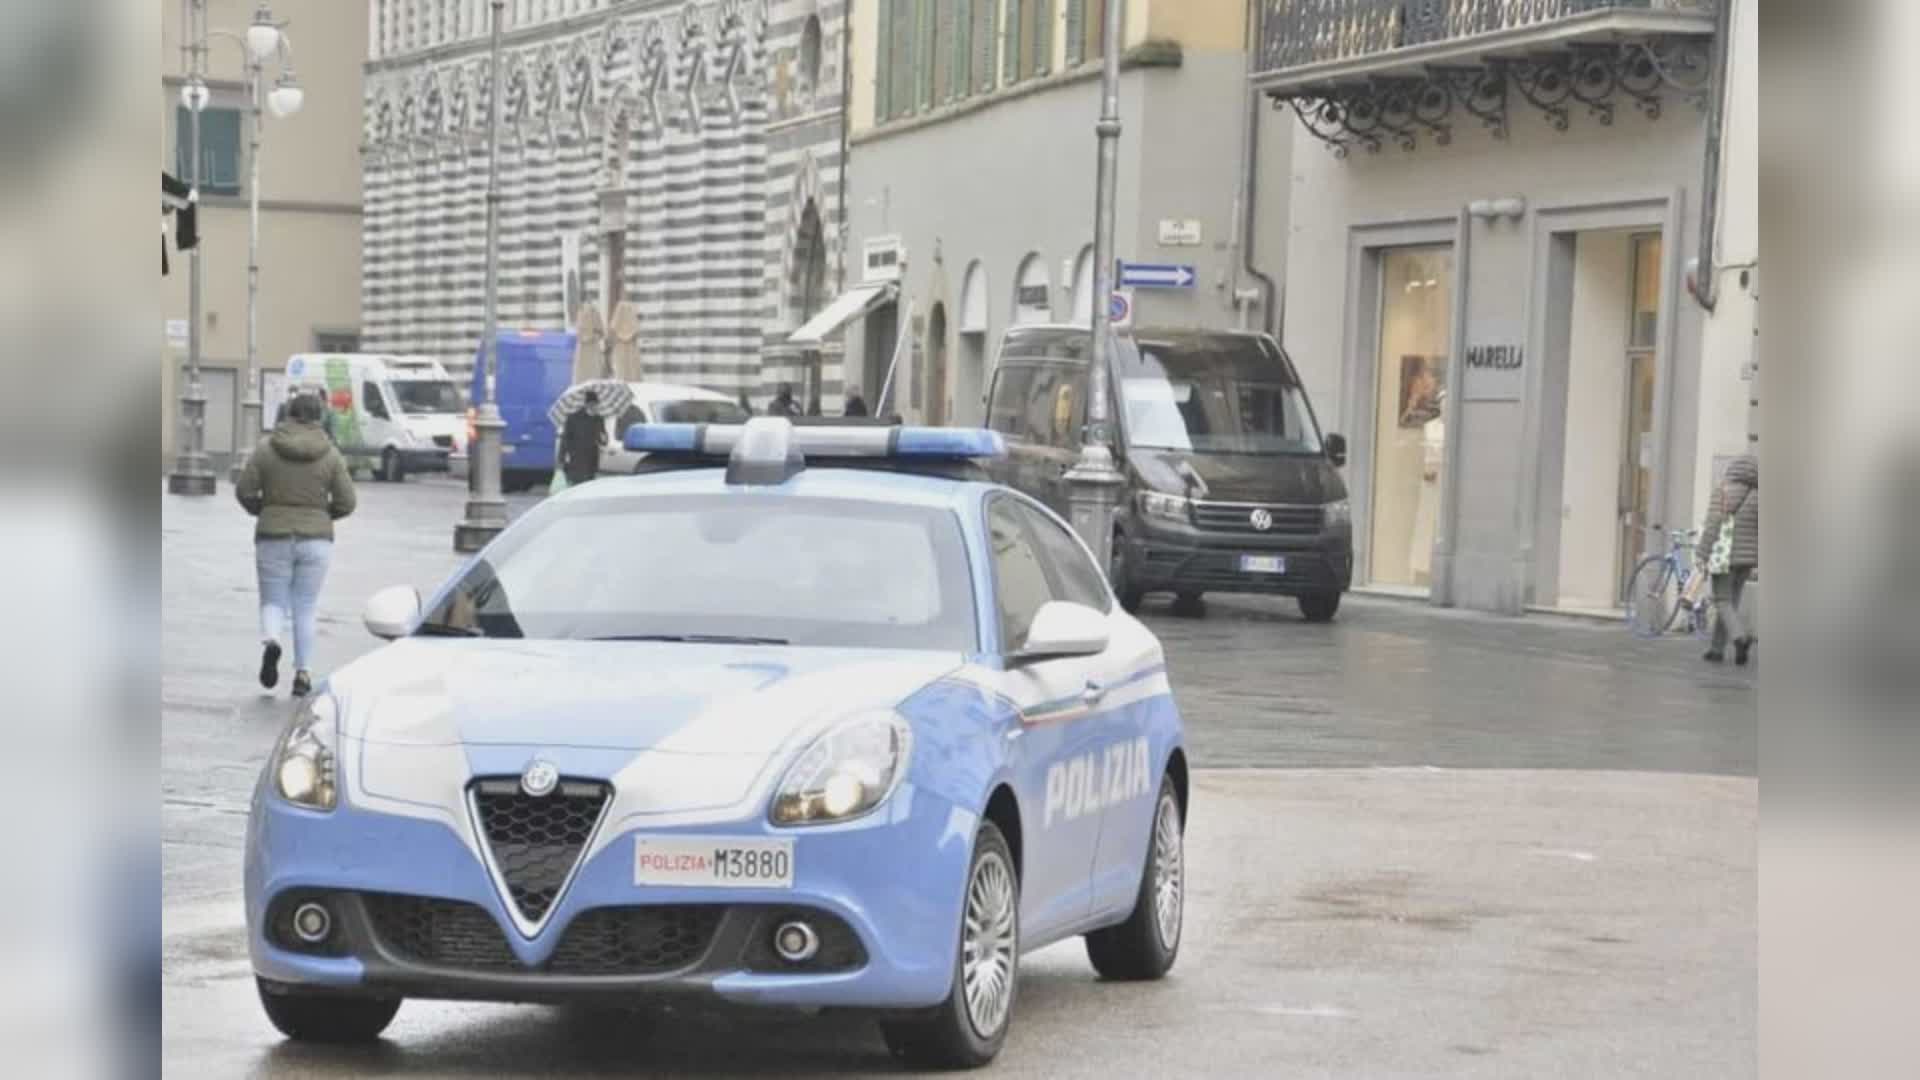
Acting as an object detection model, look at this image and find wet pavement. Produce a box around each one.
[161,477,1754,1077]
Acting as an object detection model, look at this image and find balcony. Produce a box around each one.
[1254,1,1722,155]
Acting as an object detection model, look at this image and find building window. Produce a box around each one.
[801,15,824,91]
[314,329,361,353]
[1066,0,1112,67]
[972,0,998,93]
[174,105,244,196]
[877,0,919,121]
[920,0,942,109]
[1005,0,1052,83]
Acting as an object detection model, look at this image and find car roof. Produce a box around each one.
[566,464,991,513]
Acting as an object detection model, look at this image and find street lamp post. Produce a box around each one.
[1064,0,1128,573]
[455,0,509,553]
[168,0,216,496]
[233,6,304,479]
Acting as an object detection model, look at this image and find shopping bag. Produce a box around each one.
[549,467,570,495]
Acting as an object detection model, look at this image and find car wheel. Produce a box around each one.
[379,448,403,483]
[1171,592,1207,618]
[879,821,1018,1069]
[1085,776,1184,980]
[1111,531,1145,613]
[1298,591,1341,623]
[256,978,400,1043]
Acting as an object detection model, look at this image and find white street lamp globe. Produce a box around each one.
[180,80,210,112]
[268,75,305,118]
[246,17,282,62]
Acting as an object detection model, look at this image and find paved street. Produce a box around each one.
[163,478,1754,1077]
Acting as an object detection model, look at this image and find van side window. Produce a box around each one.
[361,381,391,420]
[986,364,1036,438]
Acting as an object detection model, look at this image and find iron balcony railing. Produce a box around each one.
[1258,1,1712,74]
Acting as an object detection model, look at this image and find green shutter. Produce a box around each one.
[1004,0,1022,84]
[1065,0,1084,66]
[976,0,996,92]
[877,0,893,119]
[890,0,916,117]
[918,0,935,110]
[1032,0,1052,77]
[952,0,971,102]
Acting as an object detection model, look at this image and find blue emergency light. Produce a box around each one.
[623,418,1006,486]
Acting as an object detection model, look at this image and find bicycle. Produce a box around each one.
[1624,528,1712,639]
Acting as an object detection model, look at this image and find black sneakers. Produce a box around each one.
[291,671,312,698]
[259,642,282,689]
[1734,638,1753,666]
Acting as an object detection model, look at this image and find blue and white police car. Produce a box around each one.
[245,418,1188,1067]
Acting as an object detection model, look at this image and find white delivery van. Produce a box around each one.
[597,382,750,475]
[281,353,453,482]
[383,356,469,465]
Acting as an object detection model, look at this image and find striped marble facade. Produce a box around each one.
[361,0,847,403]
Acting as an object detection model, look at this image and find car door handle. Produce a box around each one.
[1082,679,1107,706]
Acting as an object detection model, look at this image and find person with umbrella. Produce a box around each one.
[558,389,609,487]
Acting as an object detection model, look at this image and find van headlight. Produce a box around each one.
[274,693,338,810]
[770,713,912,826]
[1138,491,1191,522]
[1323,499,1352,528]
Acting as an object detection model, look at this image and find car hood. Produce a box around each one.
[1132,448,1346,504]
[330,638,965,754]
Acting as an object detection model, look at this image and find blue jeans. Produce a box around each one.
[257,538,332,671]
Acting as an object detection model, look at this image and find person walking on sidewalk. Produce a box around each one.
[236,393,358,697]
[1697,454,1759,665]
[557,389,608,487]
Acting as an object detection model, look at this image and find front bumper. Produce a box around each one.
[1123,513,1353,597]
[244,783,972,1010]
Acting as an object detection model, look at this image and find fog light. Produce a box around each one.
[773,920,819,963]
[291,901,332,945]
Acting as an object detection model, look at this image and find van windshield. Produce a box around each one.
[392,379,464,414]
[1119,338,1322,455]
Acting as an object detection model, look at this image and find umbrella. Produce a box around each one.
[608,300,644,382]
[548,379,634,426]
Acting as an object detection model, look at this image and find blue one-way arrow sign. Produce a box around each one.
[1118,260,1197,289]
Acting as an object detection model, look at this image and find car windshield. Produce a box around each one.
[1119,338,1322,455]
[657,400,750,424]
[391,379,464,414]
[416,494,978,650]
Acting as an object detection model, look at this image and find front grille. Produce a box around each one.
[472,778,610,925]
[1190,501,1324,536]
[547,906,724,974]
[1142,548,1340,590]
[365,894,519,971]
[362,894,725,976]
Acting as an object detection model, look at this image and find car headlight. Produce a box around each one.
[1323,499,1352,528]
[770,712,912,826]
[274,693,338,810]
[1138,491,1191,521]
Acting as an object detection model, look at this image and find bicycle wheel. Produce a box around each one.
[1624,556,1677,638]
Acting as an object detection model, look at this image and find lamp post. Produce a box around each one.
[1064,0,1128,573]
[454,0,508,552]
[167,0,216,496]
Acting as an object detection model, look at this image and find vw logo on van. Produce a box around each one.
[1249,508,1274,532]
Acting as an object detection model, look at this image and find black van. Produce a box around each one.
[983,326,1352,620]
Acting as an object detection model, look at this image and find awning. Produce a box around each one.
[786,282,897,347]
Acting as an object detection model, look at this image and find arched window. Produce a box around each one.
[800,15,824,91]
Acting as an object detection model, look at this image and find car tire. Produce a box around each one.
[379,448,403,483]
[1111,531,1145,613]
[1085,776,1184,981]
[878,821,1019,1069]
[1298,591,1341,623]
[256,979,400,1043]
[1171,592,1207,618]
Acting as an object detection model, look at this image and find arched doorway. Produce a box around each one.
[955,260,989,424]
[790,200,829,410]
[1013,253,1051,325]
[925,303,950,426]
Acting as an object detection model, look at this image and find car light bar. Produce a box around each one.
[623,418,1007,462]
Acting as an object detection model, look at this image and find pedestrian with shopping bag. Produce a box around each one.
[557,388,608,488]
[1697,454,1759,665]
[235,393,358,697]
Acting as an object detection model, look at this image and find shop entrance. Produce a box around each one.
[1367,246,1454,591]
[1550,230,1663,610]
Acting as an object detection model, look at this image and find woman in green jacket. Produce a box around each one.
[235,393,358,696]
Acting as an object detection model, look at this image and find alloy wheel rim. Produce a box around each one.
[1151,792,1184,950]
[961,850,1017,1038]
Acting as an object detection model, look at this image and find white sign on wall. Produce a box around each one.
[165,319,188,349]
[1158,219,1203,247]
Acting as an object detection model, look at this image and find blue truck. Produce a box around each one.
[469,330,576,492]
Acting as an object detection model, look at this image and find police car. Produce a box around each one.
[245,418,1188,1068]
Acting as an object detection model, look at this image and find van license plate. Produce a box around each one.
[1240,555,1287,574]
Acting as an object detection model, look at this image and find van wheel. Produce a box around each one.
[378,449,403,483]
[1299,591,1341,623]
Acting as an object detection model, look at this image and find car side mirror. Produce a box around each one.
[363,585,422,640]
[1013,601,1110,664]
[1325,432,1348,468]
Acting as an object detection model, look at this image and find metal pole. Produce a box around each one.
[170,0,217,495]
[455,0,509,552]
[1064,0,1127,573]
[233,54,264,477]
